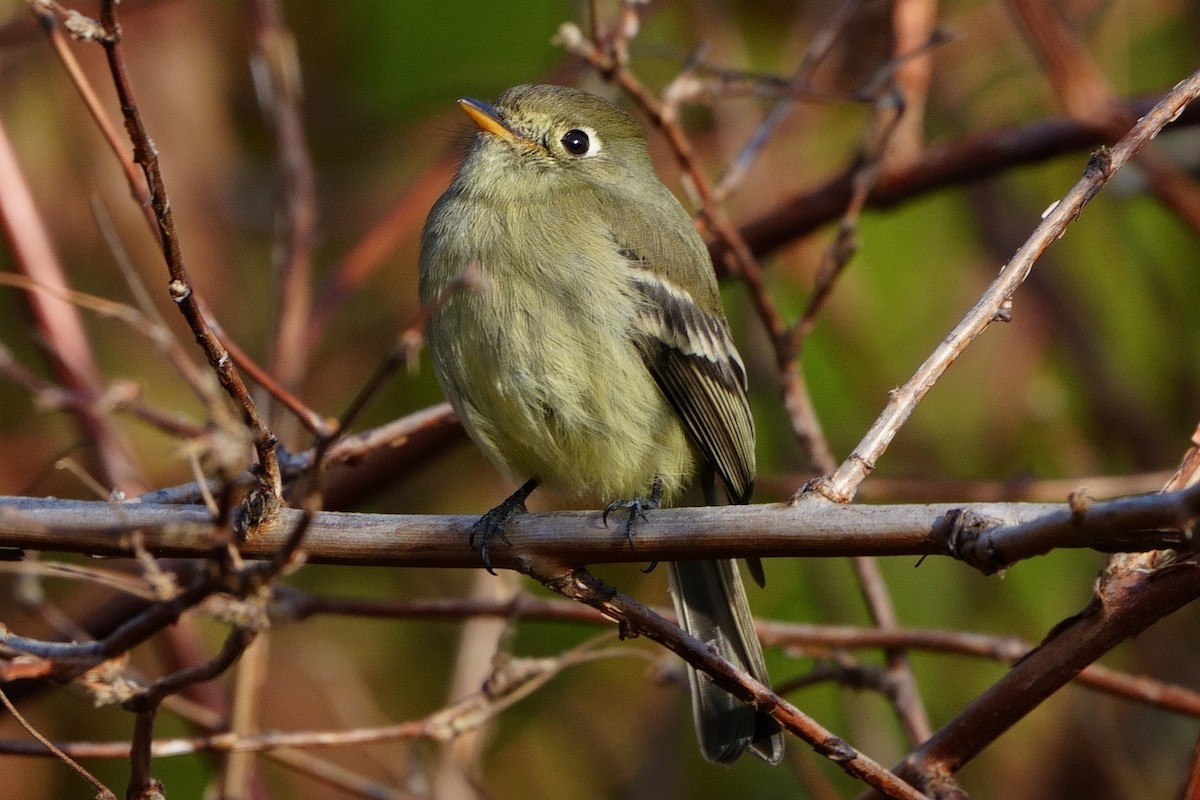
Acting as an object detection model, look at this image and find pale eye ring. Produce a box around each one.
[560,128,599,157]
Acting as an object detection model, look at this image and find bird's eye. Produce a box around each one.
[560,129,592,156]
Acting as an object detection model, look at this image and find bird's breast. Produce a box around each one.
[423,198,693,499]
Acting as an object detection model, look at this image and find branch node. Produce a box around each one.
[993,298,1013,323]
[945,508,1007,575]
[1085,145,1114,179]
[166,279,191,303]
[63,9,109,42]
[817,733,858,763]
[234,483,281,540]
[1067,488,1092,518]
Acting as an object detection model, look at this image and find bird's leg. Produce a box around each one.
[603,477,663,572]
[472,476,540,574]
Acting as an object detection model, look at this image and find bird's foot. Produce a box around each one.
[603,479,663,573]
[471,477,540,573]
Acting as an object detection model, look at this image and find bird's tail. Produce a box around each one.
[667,559,784,764]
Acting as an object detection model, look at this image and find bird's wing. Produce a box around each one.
[620,247,756,504]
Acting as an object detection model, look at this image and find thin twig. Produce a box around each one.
[96,0,283,523]
[0,640,650,760]
[90,197,234,430]
[274,587,1200,716]
[198,300,333,439]
[532,562,927,799]
[734,92,1200,260]
[714,0,863,200]
[124,626,257,799]
[1008,0,1200,236]
[850,555,932,743]
[263,747,408,800]
[835,3,941,748]
[813,66,1200,503]
[0,684,117,799]
[132,402,460,507]
[246,0,318,403]
[332,263,484,440]
[31,2,158,238]
[0,339,205,440]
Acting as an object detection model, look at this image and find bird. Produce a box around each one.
[419,83,783,765]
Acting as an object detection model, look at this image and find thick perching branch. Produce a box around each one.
[0,487,1194,570]
[2,486,1198,798]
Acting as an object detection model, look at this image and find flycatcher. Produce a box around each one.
[419,84,783,765]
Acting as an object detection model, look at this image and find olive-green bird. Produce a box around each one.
[419,84,783,765]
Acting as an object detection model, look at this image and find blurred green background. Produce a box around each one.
[1,1,1198,798]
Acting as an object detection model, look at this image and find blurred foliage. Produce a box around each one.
[1,1,1199,798]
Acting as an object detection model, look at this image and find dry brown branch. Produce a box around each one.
[274,588,1200,716]
[1008,0,1200,236]
[0,685,117,798]
[532,562,926,799]
[734,92,1200,259]
[94,0,283,522]
[879,554,1200,798]
[5,481,1195,794]
[0,488,1194,570]
[868,420,1200,796]
[814,65,1200,504]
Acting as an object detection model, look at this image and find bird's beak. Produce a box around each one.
[458,97,523,143]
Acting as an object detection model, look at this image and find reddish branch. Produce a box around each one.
[270,588,1200,716]
[1008,0,1200,235]
[534,562,926,799]
[734,92,1200,260]
[93,1,284,518]
[0,106,142,494]
[246,0,319,402]
[880,555,1200,798]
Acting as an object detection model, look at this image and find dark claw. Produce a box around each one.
[602,492,661,568]
[602,498,651,531]
[470,477,540,573]
[470,507,516,574]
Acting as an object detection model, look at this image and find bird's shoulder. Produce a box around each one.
[595,185,722,313]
